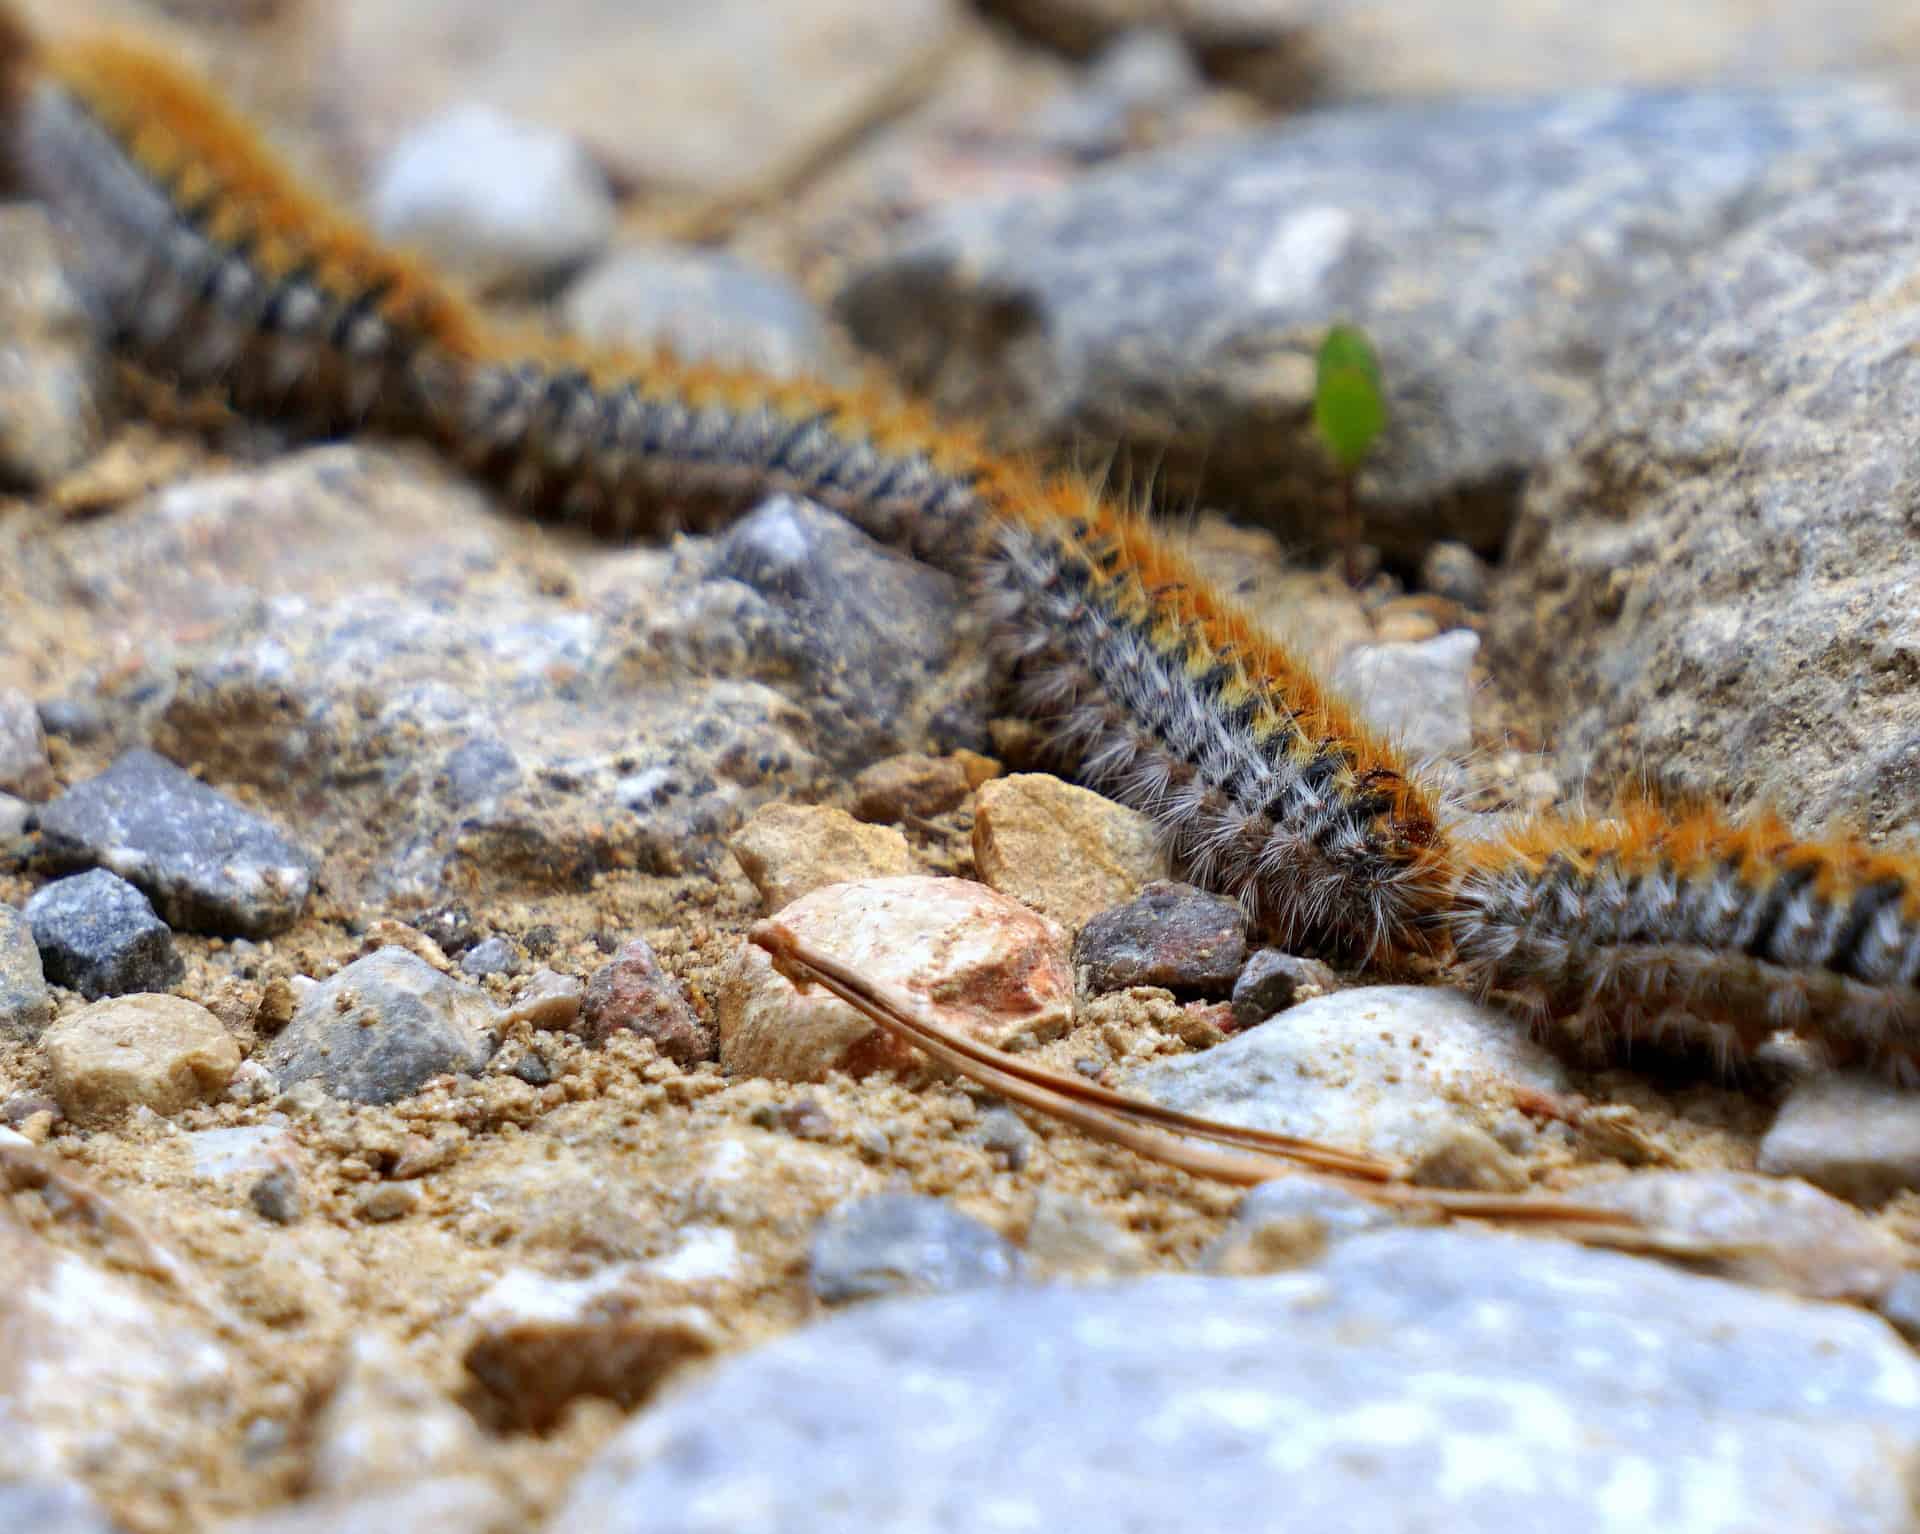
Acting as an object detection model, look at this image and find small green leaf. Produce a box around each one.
[1313,324,1386,475]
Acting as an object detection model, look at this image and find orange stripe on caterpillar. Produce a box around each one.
[12,27,482,428]
[1447,802,1920,1079]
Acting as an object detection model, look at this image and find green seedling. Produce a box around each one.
[1312,323,1386,584]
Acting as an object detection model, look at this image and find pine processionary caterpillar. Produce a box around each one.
[8,10,1920,1077]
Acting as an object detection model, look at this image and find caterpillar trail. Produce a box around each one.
[4,9,1917,1080]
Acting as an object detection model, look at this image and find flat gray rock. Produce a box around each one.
[838,87,1915,555]
[260,947,494,1105]
[0,903,50,1041]
[808,1193,1023,1305]
[1759,1074,1920,1206]
[1493,156,1920,840]
[1125,984,1565,1163]
[26,868,184,1000]
[549,1229,1920,1534]
[37,750,316,938]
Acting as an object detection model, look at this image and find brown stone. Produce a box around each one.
[729,802,914,912]
[971,774,1166,930]
[42,995,241,1125]
[578,937,713,1065]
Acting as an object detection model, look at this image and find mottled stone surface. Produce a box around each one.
[564,247,836,378]
[0,903,50,1042]
[369,105,614,292]
[26,868,184,1000]
[259,948,494,1105]
[550,1230,1920,1534]
[577,938,712,1065]
[37,750,316,938]
[971,773,1167,929]
[1072,880,1247,997]
[1493,159,1920,837]
[839,88,1915,554]
[0,206,107,490]
[1230,947,1341,1026]
[719,877,1072,1081]
[807,1193,1023,1304]
[42,995,241,1125]
[1126,985,1566,1162]
[1759,1074,1920,1206]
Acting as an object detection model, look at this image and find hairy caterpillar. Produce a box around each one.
[6,9,1920,1076]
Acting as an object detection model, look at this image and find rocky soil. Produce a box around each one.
[7,1,1920,1531]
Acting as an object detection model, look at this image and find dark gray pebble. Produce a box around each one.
[26,868,184,1000]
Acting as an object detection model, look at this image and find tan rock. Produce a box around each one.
[501,967,584,1031]
[971,774,1166,930]
[462,1266,725,1431]
[719,876,1072,1081]
[850,753,974,823]
[729,802,914,912]
[43,995,242,1126]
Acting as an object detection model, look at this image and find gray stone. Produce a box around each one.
[25,869,184,1000]
[1573,1170,1903,1303]
[1877,1269,1920,1345]
[1758,1074,1920,1206]
[37,750,316,938]
[1419,539,1491,608]
[1202,1176,1399,1273]
[971,1106,1033,1170]
[259,947,494,1105]
[564,247,836,379]
[0,1480,121,1534]
[0,206,107,490]
[1126,984,1567,1162]
[1493,158,1920,833]
[0,905,50,1042]
[250,1167,304,1225]
[0,688,51,800]
[1333,628,1478,760]
[369,105,614,293]
[1230,947,1340,1027]
[458,936,519,979]
[838,88,1915,555]
[1072,879,1246,997]
[551,1229,1920,1534]
[35,696,104,744]
[0,794,29,844]
[807,1193,1023,1305]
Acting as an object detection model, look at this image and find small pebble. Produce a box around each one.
[458,935,520,978]
[357,1182,422,1223]
[1231,947,1341,1026]
[1022,1190,1148,1278]
[0,902,51,1041]
[42,994,241,1126]
[1331,629,1478,761]
[249,1167,304,1225]
[1757,1073,1920,1205]
[972,773,1167,929]
[578,937,712,1065]
[850,753,974,823]
[972,1107,1033,1171]
[728,801,914,912]
[1072,880,1247,997]
[1420,540,1492,608]
[0,687,52,800]
[417,905,477,956]
[25,868,184,1000]
[502,967,584,1031]
[808,1193,1023,1305]
[0,792,30,843]
[35,695,104,743]
[1203,1178,1399,1274]
[369,104,614,292]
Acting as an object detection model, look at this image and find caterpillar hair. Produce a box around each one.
[1447,804,1920,1080]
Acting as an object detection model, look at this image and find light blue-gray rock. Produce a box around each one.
[838,87,1918,555]
[1332,628,1478,761]
[458,936,520,979]
[0,903,50,1041]
[549,1228,1920,1534]
[259,947,494,1105]
[808,1193,1023,1305]
[564,247,836,379]
[1126,984,1566,1163]
[36,750,316,938]
[0,1480,120,1534]
[1758,1074,1920,1206]
[26,868,183,1000]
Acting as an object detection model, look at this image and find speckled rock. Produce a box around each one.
[838,88,1915,555]
[260,948,494,1105]
[1125,984,1567,1163]
[550,1229,1920,1534]
[1072,880,1247,997]
[369,105,613,292]
[719,876,1073,1081]
[1494,158,1920,836]
[0,688,52,801]
[971,773,1167,929]
[728,802,915,912]
[1758,1074,1920,1206]
[808,1193,1023,1304]
[327,0,957,195]
[577,938,712,1065]
[1331,628,1477,760]
[1230,947,1341,1026]
[25,868,184,1000]
[36,749,316,938]
[564,247,835,377]
[462,1267,725,1430]
[212,1479,519,1534]
[0,206,107,490]
[42,995,241,1126]
[0,904,50,1042]
[1573,1170,1904,1303]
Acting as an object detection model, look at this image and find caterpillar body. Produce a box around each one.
[5,8,1919,1078]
